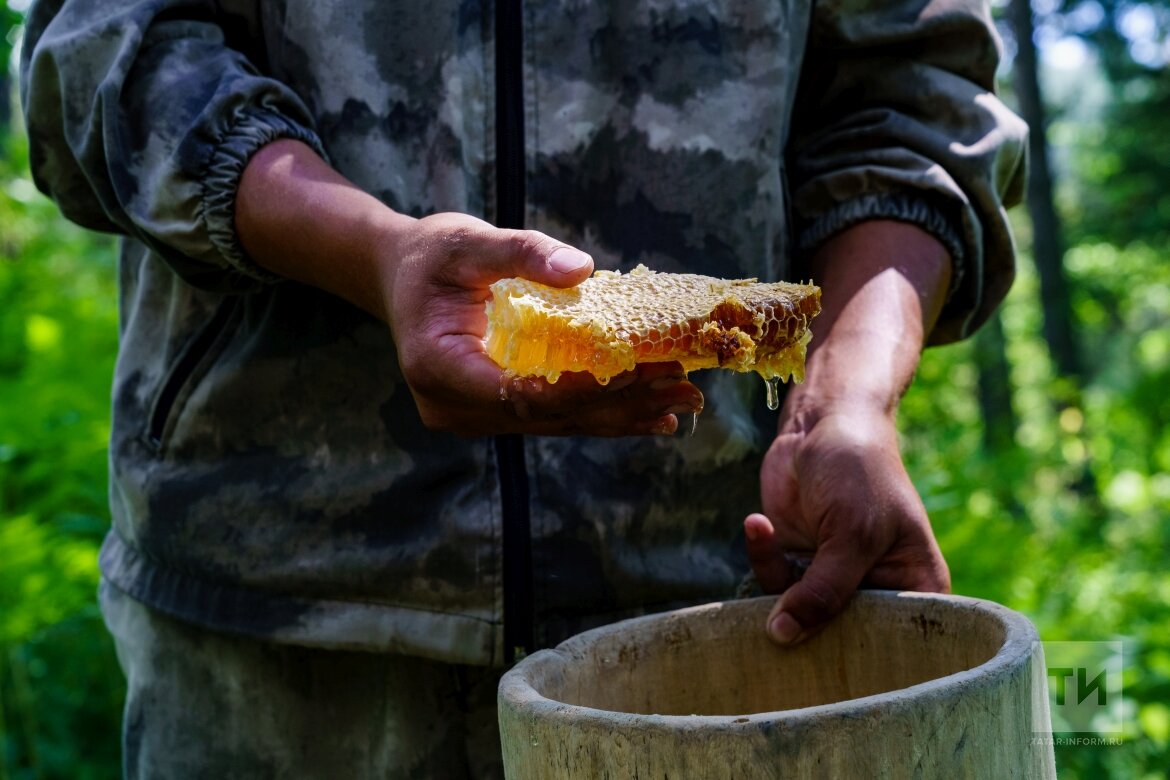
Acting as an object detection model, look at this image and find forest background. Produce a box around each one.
[1,0,1168,777]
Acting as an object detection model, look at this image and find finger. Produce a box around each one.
[495,358,696,411]
[518,369,703,423]
[631,361,688,382]
[516,360,689,399]
[506,391,701,438]
[407,345,518,432]
[594,361,694,403]
[510,412,677,439]
[764,534,874,646]
[416,346,701,437]
[743,514,793,594]
[454,226,594,289]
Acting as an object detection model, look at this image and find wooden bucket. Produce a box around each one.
[498,591,1055,778]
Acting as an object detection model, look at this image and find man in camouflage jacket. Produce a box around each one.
[21,0,1025,775]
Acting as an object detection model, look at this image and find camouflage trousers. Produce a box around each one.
[99,582,506,779]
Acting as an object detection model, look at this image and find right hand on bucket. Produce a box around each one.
[744,402,951,646]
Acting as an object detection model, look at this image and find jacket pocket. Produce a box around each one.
[145,297,242,452]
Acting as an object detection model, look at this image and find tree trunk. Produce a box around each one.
[975,309,1018,452]
[1007,0,1083,380]
[0,67,10,130]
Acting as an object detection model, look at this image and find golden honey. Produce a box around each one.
[484,264,821,385]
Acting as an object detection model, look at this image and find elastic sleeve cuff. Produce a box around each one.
[796,192,968,305]
[199,109,330,286]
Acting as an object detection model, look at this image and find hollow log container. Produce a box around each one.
[498,591,1056,779]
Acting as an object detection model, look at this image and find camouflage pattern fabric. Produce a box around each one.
[21,0,1026,666]
[99,581,506,779]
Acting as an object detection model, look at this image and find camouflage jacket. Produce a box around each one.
[22,0,1025,665]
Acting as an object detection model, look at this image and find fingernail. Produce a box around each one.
[548,247,592,274]
[768,612,801,644]
[744,523,758,542]
[650,416,676,435]
[649,376,685,390]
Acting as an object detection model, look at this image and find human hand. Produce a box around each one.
[744,399,950,645]
[236,142,702,438]
[736,220,955,644]
[377,212,703,436]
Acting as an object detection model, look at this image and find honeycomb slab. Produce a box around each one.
[484,264,821,384]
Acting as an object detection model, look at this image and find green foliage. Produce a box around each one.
[1,126,123,778]
[1041,0,1170,249]
[2,3,1168,779]
[1,2,20,71]
[1063,71,1170,248]
[901,244,1170,779]
[1,2,21,129]
[6,113,1167,777]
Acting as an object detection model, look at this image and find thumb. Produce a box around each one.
[764,535,872,646]
[468,228,594,288]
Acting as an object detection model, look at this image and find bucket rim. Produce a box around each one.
[498,589,1041,731]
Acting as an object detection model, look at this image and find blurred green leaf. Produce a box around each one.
[1,93,122,778]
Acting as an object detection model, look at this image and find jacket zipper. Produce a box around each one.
[495,0,533,665]
[146,298,240,450]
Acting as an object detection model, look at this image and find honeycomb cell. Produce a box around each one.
[483,264,821,384]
